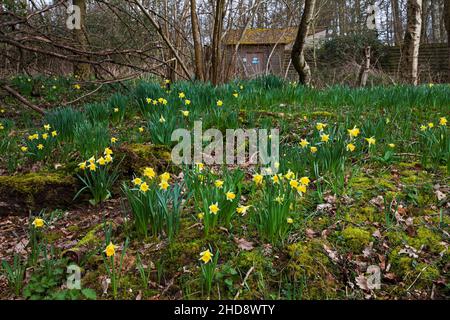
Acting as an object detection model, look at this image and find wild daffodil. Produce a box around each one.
[346,143,356,152]
[216,100,223,107]
[321,134,330,143]
[159,180,169,190]
[299,176,310,186]
[32,218,45,228]
[214,179,224,188]
[160,172,170,182]
[225,191,236,201]
[236,205,251,215]
[143,167,156,179]
[310,146,318,153]
[300,139,309,148]
[132,177,143,185]
[209,203,219,215]
[199,249,213,264]
[140,182,149,192]
[104,242,118,257]
[253,174,263,185]
[439,117,447,126]
[316,122,327,131]
[347,127,360,138]
[365,137,376,146]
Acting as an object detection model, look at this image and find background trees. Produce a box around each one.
[0,0,448,90]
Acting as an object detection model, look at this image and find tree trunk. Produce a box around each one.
[190,0,204,81]
[358,46,371,87]
[211,0,226,85]
[401,0,423,85]
[291,0,316,86]
[391,0,403,45]
[445,0,450,81]
[72,0,91,80]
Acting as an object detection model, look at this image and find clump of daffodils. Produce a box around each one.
[78,147,114,171]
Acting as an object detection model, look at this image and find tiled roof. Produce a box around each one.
[223,27,324,45]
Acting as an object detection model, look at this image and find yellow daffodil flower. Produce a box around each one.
[365,137,376,146]
[217,100,223,107]
[316,122,327,131]
[51,131,57,137]
[89,163,97,171]
[132,177,143,185]
[97,157,106,166]
[140,182,149,192]
[209,202,219,215]
[21,146,28,152]
[37,144,44,150]
[159,115,166,123]
[226,191,236,201]
[181,110,189,117]
[236,205,251,215]
[346,143,356,152]
[111,137,118,143]
[214,179,224,188]
[310,146,318,153]
[428,122,434,129]
[347,127,360,138]
[44,124,51,131]
[178,92,185,99]
[439,117,447,126]
[252,174,263,185]
[32,218,45,228]
[104,242,118,257]
[199,249,213,264]
[299,176,310,186]
[388,143,395,148]
[300,139,309,148]
[321,134,330,143]
[143,167,156,179]
[287,218,293,224]
[160,172,170,182]
[159,180,169,190]
[185,99,191,105]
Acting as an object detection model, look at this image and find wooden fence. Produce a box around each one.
[380,43,449,82]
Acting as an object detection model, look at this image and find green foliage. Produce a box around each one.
[1,254,26,296]
[44,107,85,142]
[73,120,110,158]
[122,177,184,241]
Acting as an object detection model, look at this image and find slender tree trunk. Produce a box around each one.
[73,0,91,80]
[211,0,226,85]
[291,0,316,86]
[401,0,423,85]
[358,46,371,87]
[190,0,204,81]
[445,0,450,81]
[391,0,403,45]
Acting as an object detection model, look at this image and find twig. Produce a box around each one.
[406,266,427,291]
[62,84,103,106]
[234,266,255,300]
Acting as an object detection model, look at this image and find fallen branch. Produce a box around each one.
[234,266,255,300]
[1,84,45,115]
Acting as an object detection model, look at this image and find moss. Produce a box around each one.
[345,206,380,224]
[43,230,63,244]
[408,226,445,253]
[400,169,430,185]
[286,239,338,299]
[118,143,172,175]
[76,223,104,248]
[236,250,271,271]
[309,111,336,119]
[0,172,77,216]
[341,227,371,252]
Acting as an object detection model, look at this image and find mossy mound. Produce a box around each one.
[0,172,77,216]
[286,239,339,299]
[117,143,172,176]
[341,226,372,252]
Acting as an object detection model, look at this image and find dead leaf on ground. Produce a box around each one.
[234,237,254,251]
